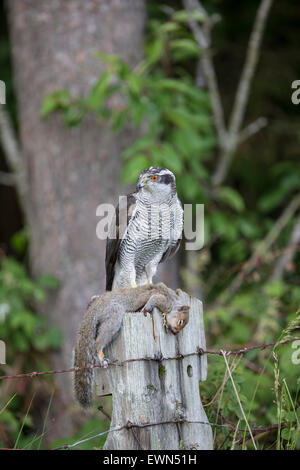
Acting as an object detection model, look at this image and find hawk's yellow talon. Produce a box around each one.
[147,278,152,285]
[131,280,137,288]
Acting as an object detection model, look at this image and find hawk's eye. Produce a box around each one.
[151,175,158,181]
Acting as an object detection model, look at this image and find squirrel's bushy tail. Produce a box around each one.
[73,314,97,407]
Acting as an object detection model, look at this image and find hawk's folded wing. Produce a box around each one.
[105,193,137,291]
[159,238,181,264]
[159,197,183,264]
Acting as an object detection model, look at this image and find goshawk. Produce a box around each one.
[105,167,183,290]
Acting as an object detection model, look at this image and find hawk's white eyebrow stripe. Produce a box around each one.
[157,170,174,177]
[142,167,174,176]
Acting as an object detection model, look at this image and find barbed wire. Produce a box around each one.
[0,337,297,450]
[53,419,242,450]
[0,338,295,382]
[53,418,290,450]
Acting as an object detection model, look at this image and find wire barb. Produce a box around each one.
[0,338,296,382]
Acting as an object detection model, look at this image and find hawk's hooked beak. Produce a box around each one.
[136,177,147,191]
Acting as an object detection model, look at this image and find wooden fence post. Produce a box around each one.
[95,290,213,450]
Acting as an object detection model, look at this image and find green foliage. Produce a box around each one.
[201,306,300,449]
[10,227,29,255]
[51,417,110,450]
[41,91,72,120]
[0,255,61,447]
[0,257,61,355]
[258,162,300,213]
[201,331,299,448]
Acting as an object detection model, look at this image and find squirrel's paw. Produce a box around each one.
[98,350,109,368]
[101,358,109,369]
[142,296,157,316]
[142,305,153,316]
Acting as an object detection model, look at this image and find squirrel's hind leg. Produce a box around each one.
[95,305,124,368]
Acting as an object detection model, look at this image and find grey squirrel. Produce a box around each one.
[73,283,189,407]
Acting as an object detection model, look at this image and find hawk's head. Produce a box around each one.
[136,167,177,198]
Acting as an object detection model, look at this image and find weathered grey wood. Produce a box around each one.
[95,291,213,450]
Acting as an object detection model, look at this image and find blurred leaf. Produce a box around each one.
[265,280,287,298]
[63,102,85,127]
[231,321,251,343]
[152,78,208,103]
[154,143,183,173]
[172,9,205,23]
[211,211,238,240]
[94,51,121,65]
[170,39,200,58]
[41,90,71,118]
[238,218,260,239]
[37,275,60,290]
[122,135,155,160]
[215,187,245,212]
[180,173,201,200]
[121,154,149,183]
[11,228,29,255]
[258,173,300,213]
[85,72,111,110]
[145,37,165,65]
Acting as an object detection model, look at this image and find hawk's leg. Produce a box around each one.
[145,254,162,285]
[113,261,137,289]
[136,272,148,287]
[127,264,137,288]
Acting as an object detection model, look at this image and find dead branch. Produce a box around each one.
[238,116,268,143]
[212,0,273,186]
[183,0,273,186]
[183,0,227,146]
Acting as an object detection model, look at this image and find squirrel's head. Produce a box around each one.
[165,305,189,335]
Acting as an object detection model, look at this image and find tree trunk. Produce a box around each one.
[7,0,146,441]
